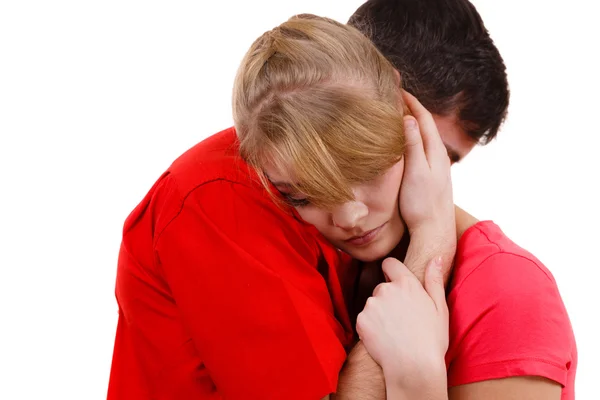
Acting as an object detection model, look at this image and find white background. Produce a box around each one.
[1,0,599,398]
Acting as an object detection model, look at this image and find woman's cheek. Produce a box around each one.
[296,207,329,231]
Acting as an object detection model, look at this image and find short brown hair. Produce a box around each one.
[349,0,509,144]
[233,14,406,207]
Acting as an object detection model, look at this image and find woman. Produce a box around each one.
[233,14,576,400]
[108,12,449,399]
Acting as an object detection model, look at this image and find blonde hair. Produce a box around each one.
[233,14,406,207]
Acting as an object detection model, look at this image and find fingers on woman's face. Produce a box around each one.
[402,116,428,170]
[401,91,446,162]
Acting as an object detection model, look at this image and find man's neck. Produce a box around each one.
[454,205,479,239]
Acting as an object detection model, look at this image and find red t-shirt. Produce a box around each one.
[446,221,577,399]
[107,128,355,400]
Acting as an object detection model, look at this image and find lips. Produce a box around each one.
[345,222,387,246]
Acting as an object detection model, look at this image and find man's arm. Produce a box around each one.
[334,342,385,400]
[337,344,564,400]
[334,226,454,400]
[335,93,465,399]
[334,205,480,399]
[448,376,561,400]
[445,250,573,400]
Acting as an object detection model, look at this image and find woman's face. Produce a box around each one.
[265,160,406,262]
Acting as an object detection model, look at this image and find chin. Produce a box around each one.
[342,240,396,263]
[351,251,384,263]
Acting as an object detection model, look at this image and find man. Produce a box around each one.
[107,1,515,399]
[342,0,510,323]
[337,2,574,400]
[349,0,509,163]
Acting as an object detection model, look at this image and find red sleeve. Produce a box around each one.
[155,179,348,400]
[447,252,575,388]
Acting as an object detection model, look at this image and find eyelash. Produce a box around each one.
[284,195,310,207]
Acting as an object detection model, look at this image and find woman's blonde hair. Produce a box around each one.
[233,14,406,207]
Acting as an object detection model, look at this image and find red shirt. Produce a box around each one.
[446,221,577,399]
[107,128,355,400]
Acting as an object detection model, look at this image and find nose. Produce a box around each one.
[331,201,368,230]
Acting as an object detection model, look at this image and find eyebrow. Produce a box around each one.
[271,181,292,188]
[264,173,294,190]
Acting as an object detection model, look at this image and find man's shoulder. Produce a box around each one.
[446,221,576,389]
[449,221,556,294]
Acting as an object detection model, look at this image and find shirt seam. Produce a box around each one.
[462,356,567,370]
[154,175,324,267]
[151,176,341,394]
[453,226,554,294]
[154,176,255,246]
[152,176,338,327]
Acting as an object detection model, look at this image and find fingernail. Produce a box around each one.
[405,118,416,129]
[435,256,443,270]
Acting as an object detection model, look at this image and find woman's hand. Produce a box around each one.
[398,91,457,282]
[399,91,454,235]
[356,256,449,399]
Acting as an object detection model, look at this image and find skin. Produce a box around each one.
[265,89,458,399]
[267,91,457,399]
[266,160,406,263]
[344,96,562,399]
[266,93,461,266]
[276,92,562,399]
[432,113,478,164]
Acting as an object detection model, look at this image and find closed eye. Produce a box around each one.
[275,188,310,207]
[283,195,310,207]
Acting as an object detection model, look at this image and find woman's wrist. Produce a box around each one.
[383,360,448,400]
